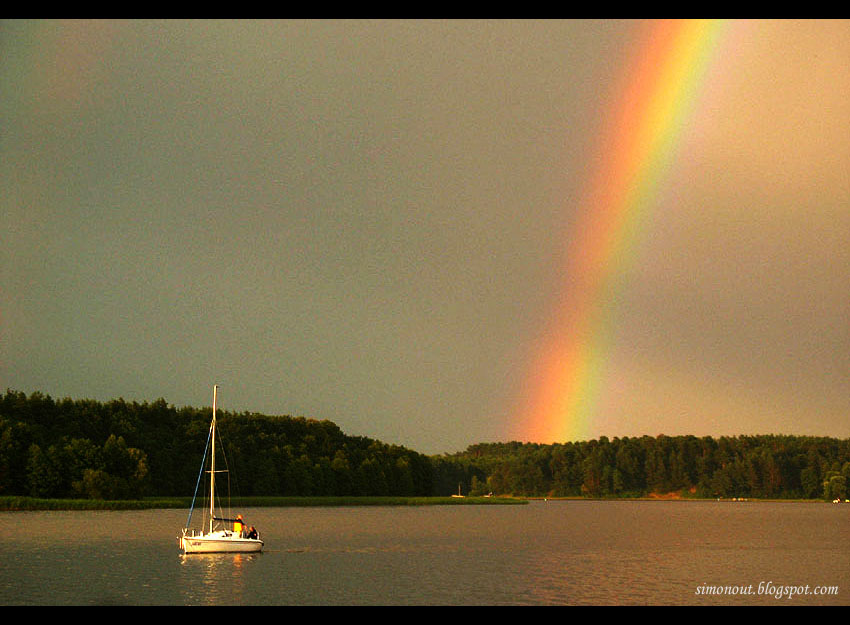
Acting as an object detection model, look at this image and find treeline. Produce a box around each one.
[0,390,432,500]
[439,436,850,501]
[2,390,849,501]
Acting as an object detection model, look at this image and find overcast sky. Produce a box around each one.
[2,20,848,454]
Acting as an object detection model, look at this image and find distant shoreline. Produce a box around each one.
[2,494,839,512]
[0,495,529,512]
[526,496,833,503]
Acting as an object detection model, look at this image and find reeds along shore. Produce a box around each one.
[0,495,529,511]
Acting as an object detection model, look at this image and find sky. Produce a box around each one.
[2,19,849,455]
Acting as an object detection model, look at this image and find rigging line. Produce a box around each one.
[185,421,213,529]
[217,421,240,508]
[211,422,235,523]
[214,424,230,517]
[219,426,230,513]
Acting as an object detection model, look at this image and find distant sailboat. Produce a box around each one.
[179,385,264,553]
[451,483,465,498]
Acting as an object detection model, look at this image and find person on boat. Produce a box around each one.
[234,515,244,537]
[247,526,258,540]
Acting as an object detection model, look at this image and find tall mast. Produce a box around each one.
[209,384,217,534]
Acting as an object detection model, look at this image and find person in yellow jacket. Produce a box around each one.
[233,515,244,537]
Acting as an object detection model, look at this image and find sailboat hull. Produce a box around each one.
[180,530,264,554]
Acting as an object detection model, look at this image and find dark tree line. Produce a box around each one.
[2,390,848,501]
[437,435,850,501]
[0,390,431,499]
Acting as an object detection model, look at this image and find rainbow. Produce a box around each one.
[516,20,730,444]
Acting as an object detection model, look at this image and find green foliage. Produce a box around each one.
[3,389,849,501]
[437,434,850,500]
[0,389,432,499]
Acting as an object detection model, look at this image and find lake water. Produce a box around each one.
[1,500,847,605]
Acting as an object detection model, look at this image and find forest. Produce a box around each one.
[2,389,849,501]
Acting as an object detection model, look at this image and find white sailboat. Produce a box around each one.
[179,385,264,554]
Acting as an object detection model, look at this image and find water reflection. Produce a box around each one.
[178,552,262,605]
[2,503,848,605]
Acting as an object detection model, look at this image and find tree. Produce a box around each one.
[27,444,63,498]
[800,466,820,499]
[0,419,33,495]
[823,473,847,501]
[76,469,119,500]
[393,457,415,496]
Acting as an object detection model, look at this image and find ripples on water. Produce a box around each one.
[1,501,847,605]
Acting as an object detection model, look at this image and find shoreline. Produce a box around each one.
[0,495,529,512]
[1,494,838,511]
[526,496,834,503]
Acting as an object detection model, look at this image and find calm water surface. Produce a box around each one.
[1,501,847,605]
